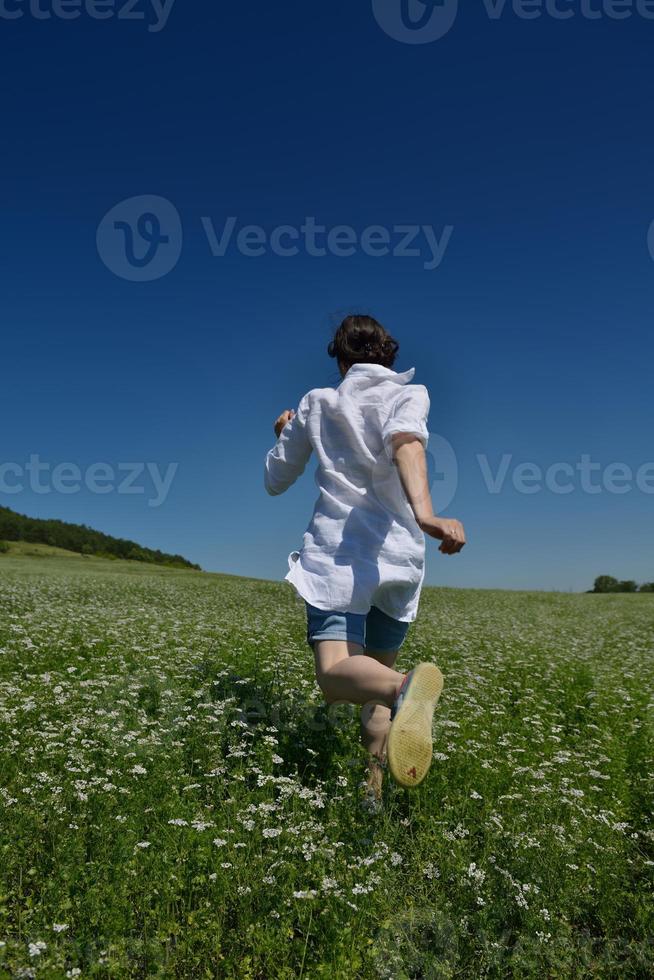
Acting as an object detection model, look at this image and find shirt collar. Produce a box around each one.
[340,363,416,386]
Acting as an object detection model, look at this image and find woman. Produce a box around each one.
[264,315,465,804]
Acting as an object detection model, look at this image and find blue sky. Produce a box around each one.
[1,1,653,591]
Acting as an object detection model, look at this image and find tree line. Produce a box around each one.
[0,506,200,570]
[591,575,654,594]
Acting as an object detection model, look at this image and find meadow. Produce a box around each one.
[0,550,652,978]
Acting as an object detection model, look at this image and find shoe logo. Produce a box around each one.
[407,766,417,779]
[372,0,459,45]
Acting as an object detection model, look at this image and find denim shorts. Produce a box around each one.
[305,601,410,654]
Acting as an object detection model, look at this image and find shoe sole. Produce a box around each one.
[387,662,444,789]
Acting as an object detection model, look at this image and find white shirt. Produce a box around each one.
[264,362,431,622]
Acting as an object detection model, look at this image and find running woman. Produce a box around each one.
[264,315,465,803]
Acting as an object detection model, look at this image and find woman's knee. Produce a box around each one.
[315,663,342,703]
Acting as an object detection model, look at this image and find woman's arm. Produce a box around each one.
[391,433,466,555]
[264,395,313,496]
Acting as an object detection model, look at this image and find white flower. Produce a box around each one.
[262,827,282,838]
[213,838,228,847]
[135,841,151,849]
[470,790,482,800]
[29,941,47,957]
[390,852,403,866]
[467,862,486,885]
[293,890,317,899]
[52,923,69,933]
[168,819,188,826]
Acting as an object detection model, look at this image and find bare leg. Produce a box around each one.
[312,639,404,708]
[312,640,405,805]
[359,649,399,758]
[358,649,401,803]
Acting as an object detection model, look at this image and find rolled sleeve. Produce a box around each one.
[382,385,430,460]
[264,393,313,496]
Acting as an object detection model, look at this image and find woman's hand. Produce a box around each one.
[274,409,295,439]
[418,515,466,555]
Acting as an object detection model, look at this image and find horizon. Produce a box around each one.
[2,503,649,595]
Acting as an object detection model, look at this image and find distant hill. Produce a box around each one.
[0,506,200,570]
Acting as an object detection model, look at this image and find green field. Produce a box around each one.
[0,553,652,978]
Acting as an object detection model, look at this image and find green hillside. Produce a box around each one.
[0,505,200,570]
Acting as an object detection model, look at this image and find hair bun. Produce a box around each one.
[327,314,399,370]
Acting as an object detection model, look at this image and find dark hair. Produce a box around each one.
[327,315,399,370]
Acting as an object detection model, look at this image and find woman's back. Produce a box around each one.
[265,360,431,620]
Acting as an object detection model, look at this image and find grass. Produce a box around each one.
[0,554,652,978]
[0,541,86,559]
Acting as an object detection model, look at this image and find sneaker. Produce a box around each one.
[387,663,444,788]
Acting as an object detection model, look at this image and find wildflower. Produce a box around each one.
[390,852,403,866]
[293,890,318,899]
[135,841,151,849]
[467,863,486,885]
[28,941,47,957]
[52,924,69,933]
[168,819,188,826]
